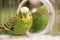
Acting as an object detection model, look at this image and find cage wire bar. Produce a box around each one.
[55,0,60,35]
[0,0,1,24]
[54,0,58,35]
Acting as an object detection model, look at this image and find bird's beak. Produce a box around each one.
[23,13,27,17]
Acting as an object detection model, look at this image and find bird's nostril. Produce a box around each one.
[23,13,27,17]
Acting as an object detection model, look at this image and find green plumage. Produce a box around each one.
[0,7,33,35]
[7,17,32,35]
[30,5,49,32]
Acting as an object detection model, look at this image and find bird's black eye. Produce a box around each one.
[20,16,22,19]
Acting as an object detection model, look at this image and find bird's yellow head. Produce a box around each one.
[18,7,32,23]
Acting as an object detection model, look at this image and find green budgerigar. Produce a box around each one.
[30,5,49,32]
[0,7,33,35]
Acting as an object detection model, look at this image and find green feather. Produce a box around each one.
[7,18,32,35]
[30,5,49,32]
[0,7,33,35]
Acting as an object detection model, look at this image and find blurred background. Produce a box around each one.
[0,0,21,24]
[49,0,60,35]
[0,0,60,35]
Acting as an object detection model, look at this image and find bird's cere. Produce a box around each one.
[20,7,30,13]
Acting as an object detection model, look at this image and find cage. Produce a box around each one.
[0,0,56,40]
